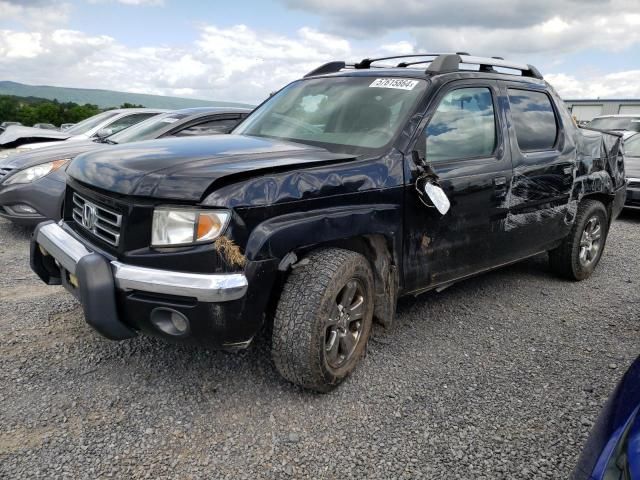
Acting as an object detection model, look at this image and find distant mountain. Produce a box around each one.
[0,81,253,110]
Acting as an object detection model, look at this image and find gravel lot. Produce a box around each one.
[1,214,639,479]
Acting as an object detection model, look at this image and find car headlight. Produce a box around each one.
[3,159,70,185]
[0,149,17,159]
[151,208,230,247]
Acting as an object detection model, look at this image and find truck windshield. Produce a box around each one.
[589,117,640,132]
[108,112,190,144]
[234,76,427,153]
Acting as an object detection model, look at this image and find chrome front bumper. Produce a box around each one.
[36,222,248,302]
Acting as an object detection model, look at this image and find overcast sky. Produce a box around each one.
[0,0,639,104]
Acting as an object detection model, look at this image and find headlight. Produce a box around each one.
[151,208,230,247]
[3,159,69,185]
[0,149,17,159]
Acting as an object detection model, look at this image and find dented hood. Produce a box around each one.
[67,135,354,201]
[0,126,71,148]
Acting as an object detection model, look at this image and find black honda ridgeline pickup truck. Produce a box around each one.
[31,54,626,391]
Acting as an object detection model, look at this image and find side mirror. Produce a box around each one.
[95,128,113,139]
[413,146,450,215]
[424,181,450,215]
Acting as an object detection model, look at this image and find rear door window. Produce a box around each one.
[507,89,558,152]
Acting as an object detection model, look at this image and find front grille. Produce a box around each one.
[628,180,640,189]
[72,192,122,247]
[0,167,13,182]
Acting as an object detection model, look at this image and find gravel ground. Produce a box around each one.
[0,214,639,479]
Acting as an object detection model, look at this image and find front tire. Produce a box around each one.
[271,248,374,392]
[549,199,609,280]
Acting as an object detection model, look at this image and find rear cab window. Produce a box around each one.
[507,89,558,152]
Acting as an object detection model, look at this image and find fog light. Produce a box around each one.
[150,308,190,336]
[10,204,37,215]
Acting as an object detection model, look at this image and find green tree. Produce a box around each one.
[0,95,102,127]
[0,96,19,123]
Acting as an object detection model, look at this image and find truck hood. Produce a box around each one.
[1,140,103,170]
[67,135,355,201]
[0,126,71,148]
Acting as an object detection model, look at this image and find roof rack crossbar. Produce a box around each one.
[396,59,439,67]
[354,53,451,69]
[426,54,543,79]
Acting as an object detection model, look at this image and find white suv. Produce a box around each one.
[588,115,640,137]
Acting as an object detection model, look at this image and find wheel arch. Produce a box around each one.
[244,204,402,327]
[574,169,617,224]
[580,192,615,224]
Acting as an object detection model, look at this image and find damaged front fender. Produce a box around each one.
[244,204,402,262]
[243,204,402,327]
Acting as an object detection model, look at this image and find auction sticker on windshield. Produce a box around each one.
[369,78,419,90]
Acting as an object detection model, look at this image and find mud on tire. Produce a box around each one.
[271,248,374,392]
[549,199,609,281]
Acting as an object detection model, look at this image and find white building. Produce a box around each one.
[564,99,640,122]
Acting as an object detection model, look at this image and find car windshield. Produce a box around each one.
[108,112,190,144]
[625,135,640,157]
[65,111,121,135]
[233,76,428,153]
[588,117,640,132]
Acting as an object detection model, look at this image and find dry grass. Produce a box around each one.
[214,236,247,268]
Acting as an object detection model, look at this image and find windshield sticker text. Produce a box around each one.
[369,78,419,90]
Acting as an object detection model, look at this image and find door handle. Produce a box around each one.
[493,176,508,198]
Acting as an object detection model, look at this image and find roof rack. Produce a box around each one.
[303,53,543,80]
[426,54,543,79]
[303,53,454,77]
[353,53,462,69]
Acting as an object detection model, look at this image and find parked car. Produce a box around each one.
[33,123,58,130]
[572,355,640,479]
[589,115,640,136]
[30,53,626,391]
[0,108,165,150]
[60,123,76,131]
[0,121,22,133]
[623,133,640,210]
[0,107,250,225]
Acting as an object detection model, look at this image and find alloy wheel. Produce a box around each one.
[324,279,366,370]
[579,216,603,267]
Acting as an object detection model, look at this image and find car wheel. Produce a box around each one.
[549,199,609,281]
[271,248,374,392]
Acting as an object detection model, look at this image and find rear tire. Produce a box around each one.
[271,248,374,392]
[549,200,609,280]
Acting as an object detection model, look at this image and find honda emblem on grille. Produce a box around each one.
[82,202,98,230]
